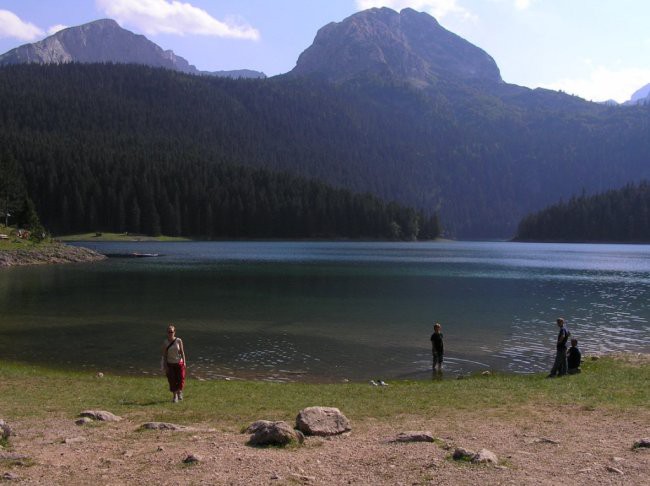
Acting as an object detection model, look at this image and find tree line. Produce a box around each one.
[515,181,650,242]
[1,63,650,238]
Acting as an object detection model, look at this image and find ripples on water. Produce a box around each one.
[1,241,649,380]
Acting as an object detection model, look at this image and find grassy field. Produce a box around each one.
[56,232,190,242]
[0,356,647,428]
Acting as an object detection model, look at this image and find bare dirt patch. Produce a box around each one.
[2,406,648,485]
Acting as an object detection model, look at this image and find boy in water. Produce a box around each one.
[567,338,582,374]
[431,322,444,375]
[548,317,570,377]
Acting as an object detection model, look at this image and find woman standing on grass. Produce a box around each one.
[161,324,186,403]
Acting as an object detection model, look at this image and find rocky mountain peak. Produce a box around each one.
[0,19,265,79]
[289,7,502,87]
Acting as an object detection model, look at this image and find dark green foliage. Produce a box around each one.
[1,63,650,238]
[0,151,25,227]
[516,181,650,242]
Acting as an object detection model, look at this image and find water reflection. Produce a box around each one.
[0,241,648,381]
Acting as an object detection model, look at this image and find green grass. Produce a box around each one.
[56,232,190,242]
[0,357,647,429]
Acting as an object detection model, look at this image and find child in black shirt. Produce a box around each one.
[567,338,582,374]
[431,322,444,375]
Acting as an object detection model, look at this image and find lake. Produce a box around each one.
[1,241,649,382]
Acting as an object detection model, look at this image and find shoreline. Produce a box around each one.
[0,355,647,484]
[0,242,106,267]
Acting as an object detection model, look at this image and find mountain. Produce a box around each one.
[0,19,265,79]
[625,83,650,105]
[1,9,650,239]
[289,7,501,87]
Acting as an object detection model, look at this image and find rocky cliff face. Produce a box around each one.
[0,19,265,79]
[289,7,501,87]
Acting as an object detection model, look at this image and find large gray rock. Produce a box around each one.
[79,410,122,422]
[247,420,304,447]
[452,447,475,461]
[296,407,351,437]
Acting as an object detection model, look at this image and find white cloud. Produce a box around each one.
[355,0,476,21]
[542,66,650,103]
[47,24,69,36]
[514,0,531,10]
[0,10,44,41]
[96,0,259,40]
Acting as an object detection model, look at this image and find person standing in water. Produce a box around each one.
[547,318,570,378]
[430,322,444,376]
[161,324,187,402]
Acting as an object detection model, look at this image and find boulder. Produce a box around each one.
[0,419,12,439]
[247,420,304,446]
[633,438,650,449]
[79,410,122,422]
[394,431,435,443]
[295,407,351,436]
[473,448,498,464]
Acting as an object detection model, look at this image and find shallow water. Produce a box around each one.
[0,241,648,381]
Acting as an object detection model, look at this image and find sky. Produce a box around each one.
[1,0,649,103]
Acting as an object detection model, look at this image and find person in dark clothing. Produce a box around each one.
[430,322,444,375]
[567,338,582,374]
[547,318,570,377]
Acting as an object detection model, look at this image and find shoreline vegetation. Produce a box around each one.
[0,354,648,483]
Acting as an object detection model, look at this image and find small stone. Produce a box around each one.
[452,447,475,461]
[394,431,435,443]
[578,468,592,473]
[606,465,623,475]
[270,474,281,480]
[2,472,18,481]
[96,372,104,378]
[157,446,165,452]
[633,438,650,449]
[472,448,498,465]
[481,371,491,376]
[535,437,560,445]
[612,457,624,462]
[140,422,187,431]
[75,417,92,426]
[289,473,315,483]
[79,410,122,422]
[183,453,202,464]
[0,419,13,439]
[63,437,86,444]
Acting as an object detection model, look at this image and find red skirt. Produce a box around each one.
[166,361,185,392]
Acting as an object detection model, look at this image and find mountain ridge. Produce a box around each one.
[0,19,265,79]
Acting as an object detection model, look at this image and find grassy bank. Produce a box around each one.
[1,356,647,427]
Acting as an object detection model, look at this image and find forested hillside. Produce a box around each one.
[1,63,650,238]
[515,182,650,242]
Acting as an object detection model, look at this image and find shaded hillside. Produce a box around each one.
[3,62,650,237]
[516,181,650,242]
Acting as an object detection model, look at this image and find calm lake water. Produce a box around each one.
[1,241,649,382]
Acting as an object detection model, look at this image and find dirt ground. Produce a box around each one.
[2,404,648,485]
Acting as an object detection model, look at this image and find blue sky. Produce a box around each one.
[1,0,649,103]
